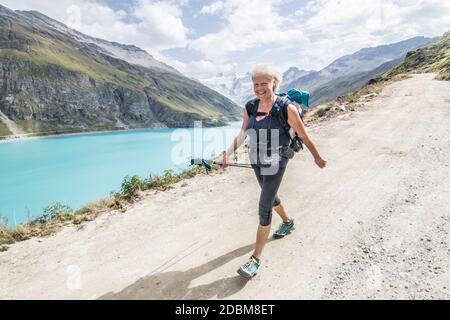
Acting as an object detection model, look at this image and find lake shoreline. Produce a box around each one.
[0,121,240,144]
[0,121,243,228]
[0,127,167,144]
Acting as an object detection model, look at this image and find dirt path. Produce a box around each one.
[1,74,449,299]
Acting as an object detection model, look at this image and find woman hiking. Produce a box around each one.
[219,65,327,279]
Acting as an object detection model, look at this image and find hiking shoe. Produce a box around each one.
[237,255,260,279]
[273,219,295,239]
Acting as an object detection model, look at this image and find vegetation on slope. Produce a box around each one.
[382,32,450,81]
[0,165,217,250]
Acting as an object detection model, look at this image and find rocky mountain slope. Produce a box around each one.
[282,67,314,85]
[199,72,252,105]
[17,10,180,74]
[310,58,404,106]
[282,36,435,106]
[0,5,241,137]
[382,32,450,81]
[283,36,435,91]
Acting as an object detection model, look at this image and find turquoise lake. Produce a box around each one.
[0,122,241,226]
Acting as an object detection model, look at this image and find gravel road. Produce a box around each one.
[1,74,449,299]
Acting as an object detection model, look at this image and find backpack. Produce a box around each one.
[245,89,310,156]
[276,88,310,118]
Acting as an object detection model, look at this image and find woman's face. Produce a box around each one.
[253,74,274,100]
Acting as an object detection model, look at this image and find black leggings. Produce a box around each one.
[253,165,287,226]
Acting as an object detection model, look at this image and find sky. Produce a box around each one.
[1,0,449,80]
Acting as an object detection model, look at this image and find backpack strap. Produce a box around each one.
[245,98,260,117]
[274,96,292,139]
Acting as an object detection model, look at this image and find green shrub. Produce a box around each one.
[0,164,214,250]
[76,197,117,215]
[121,175,145,200]
[38,202,73,223]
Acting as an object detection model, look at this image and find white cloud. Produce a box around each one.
[133,0,188,48]
[190,59,236,76]
[168,58,237,78]
[191,0,450,75]
[67,2,141,44]
[294,0,450,69]
[190,0,309,61]
[1,0,449,79]
[200,1,225,15]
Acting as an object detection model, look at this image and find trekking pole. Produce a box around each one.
[190,158,253,173]
[214,161,253,169]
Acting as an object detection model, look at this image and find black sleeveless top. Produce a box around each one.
[246,98,291,168]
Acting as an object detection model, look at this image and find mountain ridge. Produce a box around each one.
[199,36,436,106]
[381,32,450,81]
[282,36,436,92]
[0,4,241,137]
[16,9,180,74]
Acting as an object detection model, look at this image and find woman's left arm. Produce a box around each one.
[287,104,327,168]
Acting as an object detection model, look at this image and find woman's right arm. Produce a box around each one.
[221,110,249,168]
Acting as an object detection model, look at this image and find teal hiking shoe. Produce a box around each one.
[237,255,260,279]
[273,219,295,239]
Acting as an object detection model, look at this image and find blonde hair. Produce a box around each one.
[251,64,282,92]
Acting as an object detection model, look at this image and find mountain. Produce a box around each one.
[282,67,314,85]
[200,37,434,106]
[282,36,436,94]
[0,5,241,136]
[200,72,253,105]
[279,36,437,106]
[17,10,179,74]
[382,32,450,81]
[201,67,315,106]
[310,58,404,106]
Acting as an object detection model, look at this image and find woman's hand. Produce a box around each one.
[315,156,327,168]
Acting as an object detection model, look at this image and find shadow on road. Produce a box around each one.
[99,242,260,299]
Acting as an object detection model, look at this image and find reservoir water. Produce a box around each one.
[0,122,241,226]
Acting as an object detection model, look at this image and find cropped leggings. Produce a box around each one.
[253,165,287,226]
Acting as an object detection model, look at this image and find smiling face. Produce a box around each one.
[253,74,275,100]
